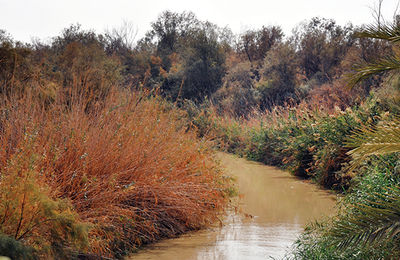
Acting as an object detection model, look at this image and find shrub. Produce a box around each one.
[0,89,228,258]
[0,234,36,260]
[288,158,400,259]
[212,62,260,118]
[199,97,385,190]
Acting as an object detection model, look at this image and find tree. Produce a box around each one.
[104,20,137,55]
[238,26,283,63]
[348,23,400,87]
[163,27,226,102]
[294,17,354,83]
[257,42,298,109]
[212,62,259,117]
[143,11,227,102]
[146,11,201,72]
[48,25,123,107]
[0,30,32,95]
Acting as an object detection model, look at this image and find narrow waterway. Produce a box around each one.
[131,153,336,260]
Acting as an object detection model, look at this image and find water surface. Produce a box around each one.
[131,153,336,259]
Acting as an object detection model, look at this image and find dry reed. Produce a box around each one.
[0,89,228,258]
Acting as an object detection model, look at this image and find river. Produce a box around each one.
[130,153,336,259]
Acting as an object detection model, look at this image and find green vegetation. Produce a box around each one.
[287,20,400,258]
[0,22,230,259]
[188,14,400,259]
[288,159,400,259]
[191,97,385,188]
[1,5,400,259]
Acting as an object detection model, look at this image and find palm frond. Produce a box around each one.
[333,19,400,253]
[346,119,400,172]
[347,56,400,88]
[356,23,400,42]
[329,186,400,250]
[347,21,400,88]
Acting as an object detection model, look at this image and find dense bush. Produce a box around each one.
[0,10,397,259]
[196,97,385,190]
[285,19,400,259]
[1,13,386,116]
[256,42,298,108]
[0,90,229,258]
[237,25,283,63]
[288,157,400,259]
[0,234,36,260]
[144,11,227,102]
[212,62,260,117]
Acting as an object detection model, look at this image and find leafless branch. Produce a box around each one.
[106,20,138,50]
[369,0,385,28]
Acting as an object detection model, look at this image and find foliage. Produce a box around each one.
[144,11,227,102]
[289,18,400,259]
[0,234,36,260]
[1,10,399,259]
[257,42,298,108]
[175,28,226,101]
[0,32,32,96]
[293,17,354,83]
[197,97,384,190]
[288,221,395,260]
[0,142,88,258]
[347,118,400,171]
[0,89,229,258]
[212,61,260,117]
[288,162,400,259]
[1,14,387,113]
[348,22,400,88]
[237,26,283,63]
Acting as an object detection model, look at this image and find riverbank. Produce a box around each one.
[187,97,400,258]
[191,98,385,191]
[131,153,335,259]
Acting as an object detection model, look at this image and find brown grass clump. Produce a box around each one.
[0,90,228,258]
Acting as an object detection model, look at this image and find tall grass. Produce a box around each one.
[193,99,384,189]
[0,89,228,258]
[287,156,400,259]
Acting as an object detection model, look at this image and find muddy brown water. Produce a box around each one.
[130,153,336,260]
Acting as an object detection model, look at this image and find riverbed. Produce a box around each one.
[130,153,336,259]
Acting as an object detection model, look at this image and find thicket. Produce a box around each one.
[190,96,386,190]
[288,162,400,259]
[0,89,230,259]
[0,23,231,258]
[0,13,388,113]
[286,19,400,258]
[1,8,399,259]
[181,13,400,258]
[0,89,231,259]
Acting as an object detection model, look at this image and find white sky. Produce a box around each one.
[0,0,399,43]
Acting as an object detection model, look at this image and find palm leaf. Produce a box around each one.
[346,119,400,172]
[348,56,400,88]
[347,21,400,88]
[356,23,400,42]
[334,19,400,253]
[329,187,400,250]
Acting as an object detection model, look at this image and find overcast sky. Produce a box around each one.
[0,0,399,43]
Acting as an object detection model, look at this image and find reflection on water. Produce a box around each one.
[198,221,302,260]
[131,153,336,260]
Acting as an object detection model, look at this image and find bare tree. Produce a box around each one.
[106,20,138,51]
[394,0,400,24]
[369,0,400,27]
[370,0,384,28]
